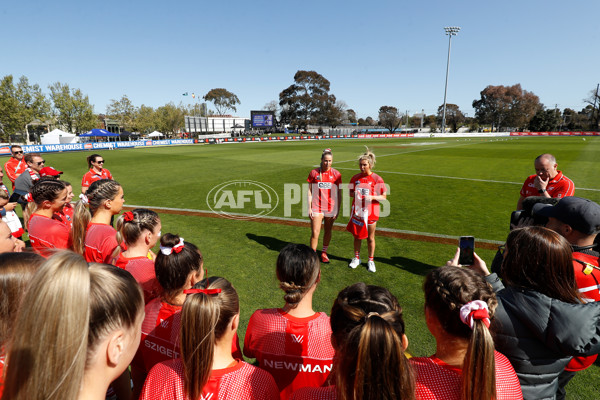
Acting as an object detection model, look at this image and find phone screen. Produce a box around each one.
[458,236,475,265]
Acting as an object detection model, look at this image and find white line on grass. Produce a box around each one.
[124,204,504,245]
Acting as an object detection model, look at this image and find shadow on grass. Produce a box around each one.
[246,233,289,252]
[375,255,435,277]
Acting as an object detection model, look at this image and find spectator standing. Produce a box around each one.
[3,145,26,189]
[463,226,600,400]
[81,153,113,194]
[533,197,600,398]
[517,153,574,210]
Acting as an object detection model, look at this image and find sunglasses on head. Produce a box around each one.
[12,151,23,154]
[36,161,45,166]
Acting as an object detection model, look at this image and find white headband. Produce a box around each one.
[160,237,185,255]
[459,300,491,330]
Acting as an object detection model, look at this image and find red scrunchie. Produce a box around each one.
[123,211,134,222]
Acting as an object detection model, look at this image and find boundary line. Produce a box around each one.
[122,204,504,250]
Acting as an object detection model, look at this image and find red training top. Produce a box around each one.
[3,157,27,186]
[140,359,279,400]
[81,168,113,189]
[115,254,161,304]
[349,172,386,222]
[84,223,119,264]
[410,353,523,400]
[290,385,336,400]
[54,203,74,230]
[134,298,243,374]
[519,171,574,199]
[28,214,71,257]
[244,309,335,400]
[307,168,342,215]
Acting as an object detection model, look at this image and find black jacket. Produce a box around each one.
[486,273,600,400]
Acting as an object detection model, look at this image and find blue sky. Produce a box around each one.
[2,0,598,119]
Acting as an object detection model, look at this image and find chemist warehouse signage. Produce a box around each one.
[14,139,195,154]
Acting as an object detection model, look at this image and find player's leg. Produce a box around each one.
[366,223,377,272]
[321,217,335,263]
[309,213,324,251]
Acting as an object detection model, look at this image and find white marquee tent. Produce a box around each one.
[40,129,79,145]
[148,131,164,138]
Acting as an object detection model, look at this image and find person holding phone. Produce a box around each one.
[81,154,113,194]
[347,147,387,273]
[307,148,341,263]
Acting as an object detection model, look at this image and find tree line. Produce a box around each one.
[1,72,599,141]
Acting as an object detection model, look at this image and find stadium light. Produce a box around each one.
[441,26,460,134]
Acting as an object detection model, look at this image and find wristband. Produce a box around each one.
[538,189,547,194]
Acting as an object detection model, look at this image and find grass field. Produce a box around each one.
[12,136,600,399]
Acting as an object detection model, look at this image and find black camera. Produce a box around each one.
[510,196,560,230]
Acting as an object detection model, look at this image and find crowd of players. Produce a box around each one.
[0,146,599,399]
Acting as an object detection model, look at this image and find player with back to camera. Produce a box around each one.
[71,179,124,263]
[141,276,279,400]
[113,209,162,304]
[82,153,113,194]
[457,226,600,400]
[2,251,144,400]
[130,233,205,399]
[291,282,414,400]
[244,243,335,399]
[0,252,44,395]
[307,148,342,263]
[347,147,387,272]
[410,266,522,400]
[27,179,70,256]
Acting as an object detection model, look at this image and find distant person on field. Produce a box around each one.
[3,145,26,190]
[516,153,574,210]
[244,243,335,399]
[307,148,342,263]
[533,196,600,399]
[81,153,113,194]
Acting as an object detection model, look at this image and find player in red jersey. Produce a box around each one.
[71,179,124,263]
[347,148,387,272]
[113,209,162,303]
[3,252,144,400]
[54,181,75,229]
[27,179,71,256]
[3,145,26,189]
[245,244,334,400]
[0,252,44,397]
[307,148,342,263]
[517,153,574,210]
[130,233,205,399]
[141,277,279,400]
[290,282,414,400]
[81,153,114,194]
[409,266,522,400]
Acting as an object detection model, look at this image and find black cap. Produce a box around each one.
[533,197,600,235]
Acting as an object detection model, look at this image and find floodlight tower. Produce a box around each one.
[441,26,460,134]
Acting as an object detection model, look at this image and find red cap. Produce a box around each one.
[40,167,63,177]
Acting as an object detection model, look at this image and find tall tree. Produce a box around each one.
[346,109,357,124]
[437,103,465,132]
[528,109,560,131]
[472,84,542,131]
[203,88,240,116]
[583,86,600,130]
[154,102,185,135]
[378,106,401,132]
[133,104,157,133]
[0,75,50,140]
[106,95,135,131]
[279,70,337,129]
[48,82,96,133]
